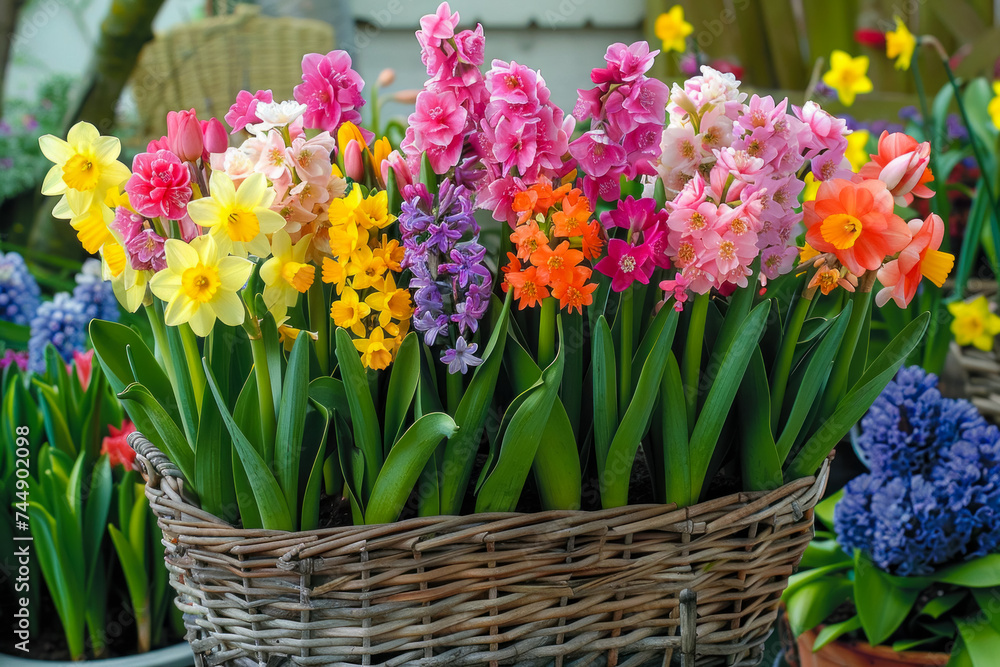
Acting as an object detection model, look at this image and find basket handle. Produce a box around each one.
[127,431,187,489]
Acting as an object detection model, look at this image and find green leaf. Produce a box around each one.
[775,302,852,461]
[383,332,419,454]
[602,307,679,508]
[203,360,292,531]
[814,489,843,531]
[814,615,862,650]
[108,525,149,635]
[275,334,311,525]
[785,578,854,637]
[660,352,689,506]
[117,383,197,483]
[855,552,921,645]
[688,301,770,504]
[29,503,85,659]
[334,410,365,521]
[892,636,943,652]
[935,554,1000,588]
[334,328,382,498]
[440,292,511,515]
[365,413,458,524]
[195,339,237,523]
[786,313,930,479]
[165,322,200,443]
[258,298,284,425]
[32,380,76,458]
[232,369,262,528]
[299,399,330,531]
[82,455,112,591]
[738,347,783,492]
[957,615,1000,667]
[799,539,852,570]
[920,592,968,620]
[592,316,617,481]
[476,317,565,513]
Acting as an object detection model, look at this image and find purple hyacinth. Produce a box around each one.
[400,179,492,373]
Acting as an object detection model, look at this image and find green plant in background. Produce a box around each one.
[1,346,177,660]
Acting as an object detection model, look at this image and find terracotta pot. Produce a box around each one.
[796,626,950,666]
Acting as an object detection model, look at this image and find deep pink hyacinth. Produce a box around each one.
[294,51,368,138]
[595,238,654,292]
[419,2,460,43]
[410,90,468,150]
[569,131,626,178]
[592,42,657,84]
[225,89,272,134]
[126,149,192,221]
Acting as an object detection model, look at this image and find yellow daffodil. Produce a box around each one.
[66,202,114,254]
[328,183,364,226]
[149,234,254,336]
[654,6,692,54]
[330,286,370,337]
[799,243,820,265]
[948,296,1000,351]
[886,16,916,71]
[39,121,131,213]
[329,218,367,257]
[104,225,150,313]
[364,274,413,327]
[352,326,393,370]
[357,190,394,229]
[186,171,286,258]
[337,121,368,154]
[260,230,316,311]
[846,129,871,172]
[272,310,319,352]
[372,137,391,174]
[322,255,351,295]
[374,235,405,272]
[348,245,388,290]
[802,173,820,202]
[822,50,873,107]
[384,318,410,351]
[989,81,1000,130]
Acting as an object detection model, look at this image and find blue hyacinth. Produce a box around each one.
[836,366,1000,576]
[73,258,119,323]
[0,250,41,326]
[28,292,87,373]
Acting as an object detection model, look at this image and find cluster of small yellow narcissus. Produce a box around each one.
[321,185,412,370]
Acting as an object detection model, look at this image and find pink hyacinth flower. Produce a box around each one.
[420,2,460,42]
[126,149,192,221]
[595,238,654,292]
[294,51,368,138]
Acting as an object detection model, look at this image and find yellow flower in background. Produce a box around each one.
[352,326,393,370]
[39,121,131,213]
[886,16,916,71]
[330,286,370,337]
[823,50,873,107]
[149,234,254,336]
[948,297,1000,351]
[260,230,316,311]
[654,5,692,54]
[802,173,820,202]
[845,129,871,172]
[365,274,413,327]
[186,171,285,258]
[321,255,351,295]
[799,243,820,265]
[989,81,1000,130]
[273,312,319,352]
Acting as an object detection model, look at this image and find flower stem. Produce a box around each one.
[682,292,710,429]
[819,279,875,420]
[538,296,557,369]
[178,323,205,413]
[619,287,634,415]
[308,281,330,376]
[249,335,277,459]
[146,300,177,389]
[445,367,463,415]
[910,55,945,223]
[770,287,815,425]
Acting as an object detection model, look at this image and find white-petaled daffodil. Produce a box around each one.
[186,171,286,258]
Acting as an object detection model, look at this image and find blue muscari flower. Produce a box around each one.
[28,292,87,373]
[0,250,41,326]
[72,258,119,323]
[836,366,1000,575]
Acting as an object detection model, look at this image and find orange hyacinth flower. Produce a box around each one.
[530,240,584,286]
[876,213,955,308]
[506,266,549,309]
[804,178,910,276]
[501,251,521,293]
[553,190,592,237]
[511,220,550,261]
[552,266,598,314]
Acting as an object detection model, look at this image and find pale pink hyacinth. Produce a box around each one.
[125,150,192,221]
[225,89,273,134]
[256,130,293,183]
[288,132,335,185]
[294,50,369,140]
[794,101,849,159]
[210,147,256,186]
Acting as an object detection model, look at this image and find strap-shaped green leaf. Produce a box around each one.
[232,371,262,529]
[117,382,196,484]
[29,503,85,659]
[660,352,689,507]
[365,412,458,524]
[334,328,382,499]
[738,347,783,492]
[855,552,920,645]
[203,360,292,531]
[82,455,112,594]
[108,525,150,636]
[592,316,617,482]
[165,323,201,444]
[275,333,311,524]
[32,379,76,458]
[383,332,420,454]
[299,399,330,531]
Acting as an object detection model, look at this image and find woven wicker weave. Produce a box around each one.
[128,432,830,667]
[952,342,1000,423]
[129,4,334,137]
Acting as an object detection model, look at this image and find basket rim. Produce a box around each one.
[127,430,831,539]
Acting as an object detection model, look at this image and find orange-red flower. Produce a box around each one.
[501,251,521,293]
[511,220,550,261]
[505,266,549,309]
[551,266,598,314]
[876,213,954,308]
[512,176,572,224]
[859,131,933,206]
[804,178,910,275]
[581,221,605,260]
[552,190,592,237]
[530,240,584,285]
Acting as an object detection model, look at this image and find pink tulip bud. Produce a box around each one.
[386,150,413,189]
[201,118,228,156]
[376,68,396,88]
[147,135,169,152]
[344,139,364,181]
[166,109,204,163]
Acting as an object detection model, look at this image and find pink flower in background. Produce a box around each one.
[294,50,368,139]
[101,420,137,470]
[595,238,654,292]
[592,41,657,84]
[125,229,167,272]
[409,89,468,164]
[419,2,460,42]
[210,147,256,185]
[569,131,625,178]
[1,349,28,372]
[225,89,273,134]
[454,23,485,65]
[255,130,292,182]
[166,109,204,162]
[794,101,849,158]
[660,273,692,311]
[201,117,228,156]
[71,349,93,389]
[126,149,192,220]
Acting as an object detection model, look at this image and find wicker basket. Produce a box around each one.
[128,432,831,667]
[951,342,1000,423]
[129,4,334,137]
